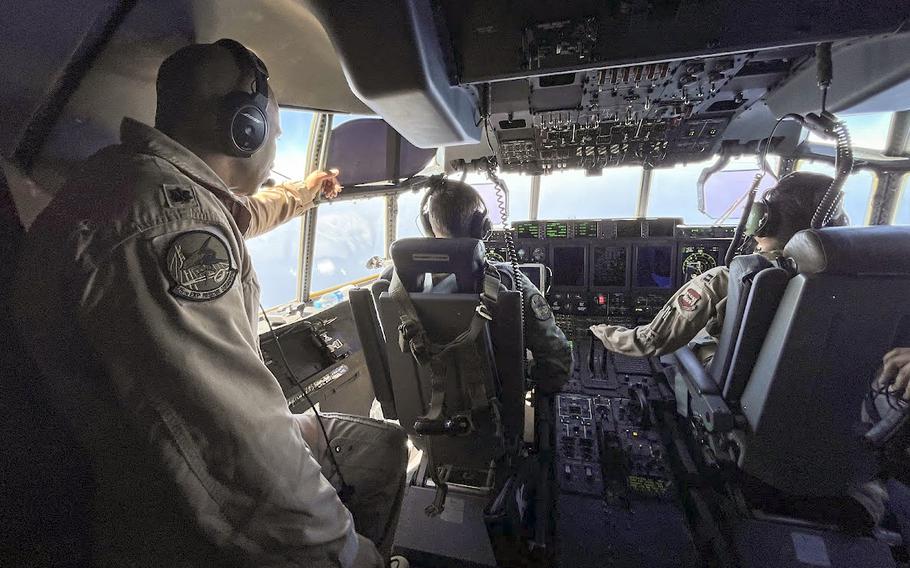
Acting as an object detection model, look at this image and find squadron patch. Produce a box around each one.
[677,288,702,312]
[165,230,237,301]
[530,293,553,321]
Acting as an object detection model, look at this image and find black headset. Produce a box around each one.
[214,38,270,158]
[419,176,492,240]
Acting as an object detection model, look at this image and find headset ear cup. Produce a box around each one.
[419,190,435,236]
[221,92,269,157]
[470,210,492,240]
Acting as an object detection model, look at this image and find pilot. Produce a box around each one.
[590,171,846,361]
[12,41,407,567]
[385,177,572,395]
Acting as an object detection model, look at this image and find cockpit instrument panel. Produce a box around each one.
[516,221,540,239]
[486,218,732,338]
[592,246,627,289]
[573,221,598,239]
[634,246,674,289]
[546,221,569,239]
[679,244,724,282]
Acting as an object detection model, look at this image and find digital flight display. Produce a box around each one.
[635,245,674,289]
[545,221,569,238]
[515,222,540,239]
[574,221,598,238]
[552,246,586,288]
[681,245,721,281]
[592,246,627,288]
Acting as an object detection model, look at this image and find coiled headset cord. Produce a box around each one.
[259,303,352,497]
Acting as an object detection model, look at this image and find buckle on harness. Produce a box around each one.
[398,318,431,362]
[475,304,493,321]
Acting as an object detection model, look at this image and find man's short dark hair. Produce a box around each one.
[154,42,255,138]
[424,178,486,237]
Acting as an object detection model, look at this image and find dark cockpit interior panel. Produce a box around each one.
[486,218,732,340]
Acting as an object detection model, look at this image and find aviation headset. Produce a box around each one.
[214,38,271,158]
[744,172,847,238]
[419,176,493,239]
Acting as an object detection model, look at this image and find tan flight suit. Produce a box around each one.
[12,118,406,568]
[591,265,731,359]
[590,252,786,360]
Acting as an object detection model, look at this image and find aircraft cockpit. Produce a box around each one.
[5,2,910,567]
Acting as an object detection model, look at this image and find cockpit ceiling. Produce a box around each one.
[438,0,910,84]
[425,1,910,171]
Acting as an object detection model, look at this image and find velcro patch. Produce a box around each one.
[677,288,702,312]
[162,184,198,209]
[166,230,237,301]
[530,293,553,321]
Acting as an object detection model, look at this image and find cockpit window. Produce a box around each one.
[796,160,875,224]
[539,167,642,219]
[894,176,910,225]
[309,196,387,293]
[808,112,893,151]
[648,156,780,224]
[247,108,315,308]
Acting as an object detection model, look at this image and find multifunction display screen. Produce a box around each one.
[592,246,627,288]
[552,246,586,287]
[635,245,674,288]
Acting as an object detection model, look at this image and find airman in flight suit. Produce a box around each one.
[384,178,572,394]
[591,171,845,361]
[12,41,405,568]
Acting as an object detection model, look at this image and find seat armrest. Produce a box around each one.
[671,346,721,396]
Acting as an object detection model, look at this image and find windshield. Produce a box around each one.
[539,167,642,219]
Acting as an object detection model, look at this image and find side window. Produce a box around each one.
[397,189,426,239]
[310,197,387,293]
[246,108,314,308]
[538,167,642,219]
[808,112,893,151]
[795,160,875,225]
[892,175,910,225]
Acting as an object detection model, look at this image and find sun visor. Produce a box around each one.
[310,0,480,149]
[327,118,436,186]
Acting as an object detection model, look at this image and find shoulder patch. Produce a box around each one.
[162,184,199,209]
[530,293,553,321]
[166,230,237,301]
[677,288,703,312]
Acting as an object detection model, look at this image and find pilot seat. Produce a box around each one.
[350,237,527,567]
[666,226,910,565]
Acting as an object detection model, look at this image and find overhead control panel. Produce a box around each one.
[486,218,733,340]
[490,49,796,173]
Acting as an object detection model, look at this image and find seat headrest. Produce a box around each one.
[390,238,486,292]
[784,226,910,276]
[728,253,773,282]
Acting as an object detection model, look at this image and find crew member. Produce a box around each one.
[386,178,572,394]
[590,171,846,359]
[13,40,406,567]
